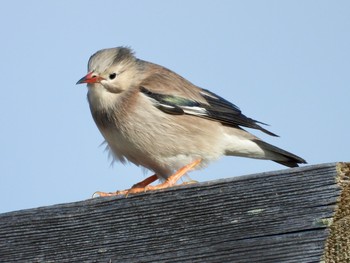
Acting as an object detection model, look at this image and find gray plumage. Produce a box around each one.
[77,47,306,181]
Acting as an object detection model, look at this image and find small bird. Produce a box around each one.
[77,47,306,196]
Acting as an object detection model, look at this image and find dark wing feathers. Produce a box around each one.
[140,86,278,137]
[139,86,185,115]
[199,89,278,136]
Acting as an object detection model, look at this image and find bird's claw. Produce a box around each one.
[92,190,127,198]
[92,187,148,198]
[91,160,201,198]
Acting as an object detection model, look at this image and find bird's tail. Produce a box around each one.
[253,140,307,168]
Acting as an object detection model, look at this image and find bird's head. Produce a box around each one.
[76,47,138,93]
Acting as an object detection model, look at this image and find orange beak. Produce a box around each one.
[76,72,104,84]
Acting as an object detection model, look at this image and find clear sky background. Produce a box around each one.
[1,1,349,214]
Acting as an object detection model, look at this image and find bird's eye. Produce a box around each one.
[109,73,117,80]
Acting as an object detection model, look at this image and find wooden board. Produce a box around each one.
[0,162,348,263]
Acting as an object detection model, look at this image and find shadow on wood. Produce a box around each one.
[0,162,349,262]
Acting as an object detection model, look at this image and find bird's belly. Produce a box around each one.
[97,110,227,178]
[101,129,140,164]
[100,127,216,178]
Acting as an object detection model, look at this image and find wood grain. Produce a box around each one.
[0,163,347,263]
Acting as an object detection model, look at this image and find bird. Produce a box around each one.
[76,47,306,196]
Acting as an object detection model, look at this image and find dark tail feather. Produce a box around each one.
[253,140,307,168]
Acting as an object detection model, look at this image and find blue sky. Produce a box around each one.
[1,1,349,213]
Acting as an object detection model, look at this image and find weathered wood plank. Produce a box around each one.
[324,163,350,263]
[0,162,348,262]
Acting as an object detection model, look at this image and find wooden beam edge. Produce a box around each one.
[0,162,343,217]
[0,161,348,262]
[323,162,350,263]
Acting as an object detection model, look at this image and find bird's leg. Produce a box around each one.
[93,159,201,197]
[93,174,158,197]
[147,159,201,190]
[127,159,202,195]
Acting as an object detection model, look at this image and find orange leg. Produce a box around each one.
[93,159,201,197]
[126,159,202,195]
[93,174,158,197]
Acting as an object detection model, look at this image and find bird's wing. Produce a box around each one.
[139,70,277,136]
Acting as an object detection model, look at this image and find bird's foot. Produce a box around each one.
[180,179,199,186]
[142,159,201,192]
[92,174,158,197]
[92,159,201,197]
